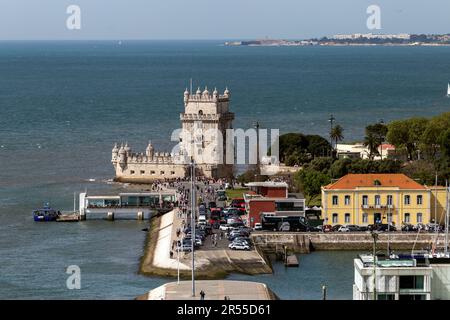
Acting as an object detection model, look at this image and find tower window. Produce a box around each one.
[198,110,203,115]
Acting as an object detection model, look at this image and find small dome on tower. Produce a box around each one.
[112,143,119,153]
[196,87,202,95]
[119,144,126,154]
[124,142,131,153]
[184,88,189,96]
[202,86,209,96]
[224,87,230,96]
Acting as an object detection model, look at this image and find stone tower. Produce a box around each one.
[179,86,234,178]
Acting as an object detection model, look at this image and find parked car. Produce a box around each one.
[208,201,217,209]
[219,224,233,231]
[177,243,192,252]
[401,223,415,232]
[254,223,262,231]
[426,223,442,233]
[338,225,360,232]
[331,224,342,232]
[228,242,250,250]
[370,224,397,232]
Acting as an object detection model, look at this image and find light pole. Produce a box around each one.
[177,241,180,285]
[328,114,335,156]
[253,121,260,180]
[190,159,196,297]
[371,231,379,300]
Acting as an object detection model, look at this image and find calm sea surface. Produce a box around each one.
[0,41,449,299]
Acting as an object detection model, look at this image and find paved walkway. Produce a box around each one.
[152,209,190,270]
[147,280,274,300]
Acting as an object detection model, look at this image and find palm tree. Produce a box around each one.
[364,132,380,160]
[330,125,344,149]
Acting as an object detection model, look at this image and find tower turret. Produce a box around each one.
[146,140,154,158]
[118,143,127,167]
[112,143,119,163]
[184,88,189,105]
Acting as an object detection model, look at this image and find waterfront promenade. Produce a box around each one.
[138,280,276,300]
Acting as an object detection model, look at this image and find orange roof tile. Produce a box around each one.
[324,173,426,190]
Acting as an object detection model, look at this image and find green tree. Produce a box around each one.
[330,124,344,149]
[278,133,309,163]
[305,135,332,158]
[386,117,428,160]
[294,168,331,203]
[364,123,388,159]
[328,158,352,179]
[307,157,334,174]
[363,132,380,160]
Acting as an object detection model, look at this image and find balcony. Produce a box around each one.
[360,204,394,210]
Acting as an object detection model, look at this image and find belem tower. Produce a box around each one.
[111,87,235,182]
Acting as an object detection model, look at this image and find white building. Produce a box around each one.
[353,254,450,300]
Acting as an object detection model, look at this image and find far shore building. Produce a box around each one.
[321,173,448,227]
[336,143,395,160]
[111,87,234,182]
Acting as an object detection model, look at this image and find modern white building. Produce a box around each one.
[353,254,450,300]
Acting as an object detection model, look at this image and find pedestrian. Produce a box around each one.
[200,290,205,300]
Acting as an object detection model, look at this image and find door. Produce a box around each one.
[374,213,382,224]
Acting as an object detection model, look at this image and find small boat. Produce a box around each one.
[33,204,59,222]
[447,83,450,97]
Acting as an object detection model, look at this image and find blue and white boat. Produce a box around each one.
[33,204,59,222]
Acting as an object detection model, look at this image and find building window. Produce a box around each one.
[375,195,381,206]
[332,196,338,205]
[404,213,410,223]
[171,171,175,175]
[387,195,393,206]
[332,213,338,224]
[344,213,350,224]
[362,195,368,206]
[362,213,368,224]
[417,213,423,223]
[130,170,135,175]
[160,171,165,175]
[150,170,155,175]
[404,195,411,205]
[140,170,145,175]
[344,195,350,205]
[399,276,424,290]
[417,195,423,205]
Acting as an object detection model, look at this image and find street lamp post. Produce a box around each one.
[371,231,379,300]
[328,114,335,156]
[190,159,196,297]
[253,121,260,180]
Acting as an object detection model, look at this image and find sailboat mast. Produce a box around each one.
[445,180,449,255]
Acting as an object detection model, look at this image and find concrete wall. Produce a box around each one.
[253,232,447,252]
[431,264,450,300]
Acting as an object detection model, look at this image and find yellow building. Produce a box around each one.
[322,174,433,227]
[428,186,449,226]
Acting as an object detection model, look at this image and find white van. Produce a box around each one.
[198,215,207,225]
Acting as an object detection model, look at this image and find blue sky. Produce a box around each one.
[1,0,450,40]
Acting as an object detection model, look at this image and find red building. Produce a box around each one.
[243,182,305,228]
